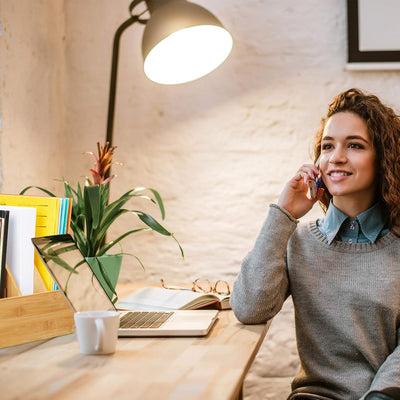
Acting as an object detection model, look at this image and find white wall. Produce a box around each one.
[1,1,400,398]
[0,0,67,194]
[60,0,400,285]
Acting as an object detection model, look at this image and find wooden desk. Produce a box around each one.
[0,285,269,400]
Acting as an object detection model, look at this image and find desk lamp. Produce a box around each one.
[106,0,233,147]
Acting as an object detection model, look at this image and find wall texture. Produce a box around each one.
[1,1,400,398]
[0,0,67,193]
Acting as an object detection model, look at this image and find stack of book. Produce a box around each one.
[0,195,72,295]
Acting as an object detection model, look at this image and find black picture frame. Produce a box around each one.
[347,0,400,63]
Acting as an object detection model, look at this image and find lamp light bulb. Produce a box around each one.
[144,25,233,85]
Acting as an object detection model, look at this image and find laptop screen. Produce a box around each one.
[32,234,115,312]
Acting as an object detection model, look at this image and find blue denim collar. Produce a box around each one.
[318,200,388,244]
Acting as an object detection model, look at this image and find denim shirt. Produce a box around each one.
[317,201,389,244]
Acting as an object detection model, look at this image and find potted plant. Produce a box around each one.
[21,142,183,302]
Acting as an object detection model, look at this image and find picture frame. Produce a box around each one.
[347,0,400,70]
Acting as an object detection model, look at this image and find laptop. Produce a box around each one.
[31,234,218,337]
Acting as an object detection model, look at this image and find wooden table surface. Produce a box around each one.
[0,284,269,400]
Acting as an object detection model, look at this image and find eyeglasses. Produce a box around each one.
[160,278,231,296]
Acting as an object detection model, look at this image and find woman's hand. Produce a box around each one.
[278,163,324,219]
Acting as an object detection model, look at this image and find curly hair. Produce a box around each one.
[312,88,400,229]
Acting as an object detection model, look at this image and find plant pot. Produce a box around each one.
[86,254,122,303]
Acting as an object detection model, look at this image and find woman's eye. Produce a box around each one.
[321,144,332,150]
[349,143,363,149]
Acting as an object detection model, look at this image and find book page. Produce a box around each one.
[116,286,221,311]
[0,205,36,295]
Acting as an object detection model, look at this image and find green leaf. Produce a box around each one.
[172,235,185,259]
[147,188,165,219]
[70,219,89,256]
[121,252,146,271]
[84,185,102,230]
[134,211,171,236]
[101,183,110,209]
[62,180,77,198]
[95,193,135,241]
[129,187,165,219]
[19,186,56,197]
[97,228,150,255]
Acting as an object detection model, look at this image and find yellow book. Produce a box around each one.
[0,195,61,291]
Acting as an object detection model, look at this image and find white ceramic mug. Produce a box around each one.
[74,310,120,355]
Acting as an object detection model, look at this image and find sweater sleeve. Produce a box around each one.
[230,204,298,324]
[361,328,400,399]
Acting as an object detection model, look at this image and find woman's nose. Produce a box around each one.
[329,147,347,164]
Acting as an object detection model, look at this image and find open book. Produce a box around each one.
[116,286,231,311]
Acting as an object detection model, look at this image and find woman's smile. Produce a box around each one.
[327,170,352,178]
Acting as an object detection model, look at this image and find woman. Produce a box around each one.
[231,88,400,400]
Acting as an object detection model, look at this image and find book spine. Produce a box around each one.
[0,210,10,298]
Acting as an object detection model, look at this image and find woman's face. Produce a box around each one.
[319,111,377,212]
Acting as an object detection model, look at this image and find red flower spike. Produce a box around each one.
[86,142,117,186]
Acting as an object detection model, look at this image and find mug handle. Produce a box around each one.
[94,318,106,352]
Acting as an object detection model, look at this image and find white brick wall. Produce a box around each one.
[1,1,400,398]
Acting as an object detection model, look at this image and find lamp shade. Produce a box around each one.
[142,0,233,85]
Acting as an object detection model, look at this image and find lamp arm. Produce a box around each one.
[106,16,139,147]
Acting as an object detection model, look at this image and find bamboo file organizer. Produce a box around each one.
[0,265,75,349]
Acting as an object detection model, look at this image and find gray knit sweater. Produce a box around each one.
[231,204,400,400]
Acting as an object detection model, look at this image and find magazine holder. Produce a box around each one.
[0,266,74,348]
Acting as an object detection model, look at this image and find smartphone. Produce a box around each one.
[309,156,322,199]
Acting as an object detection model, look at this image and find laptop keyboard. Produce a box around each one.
[120,311,174,329]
